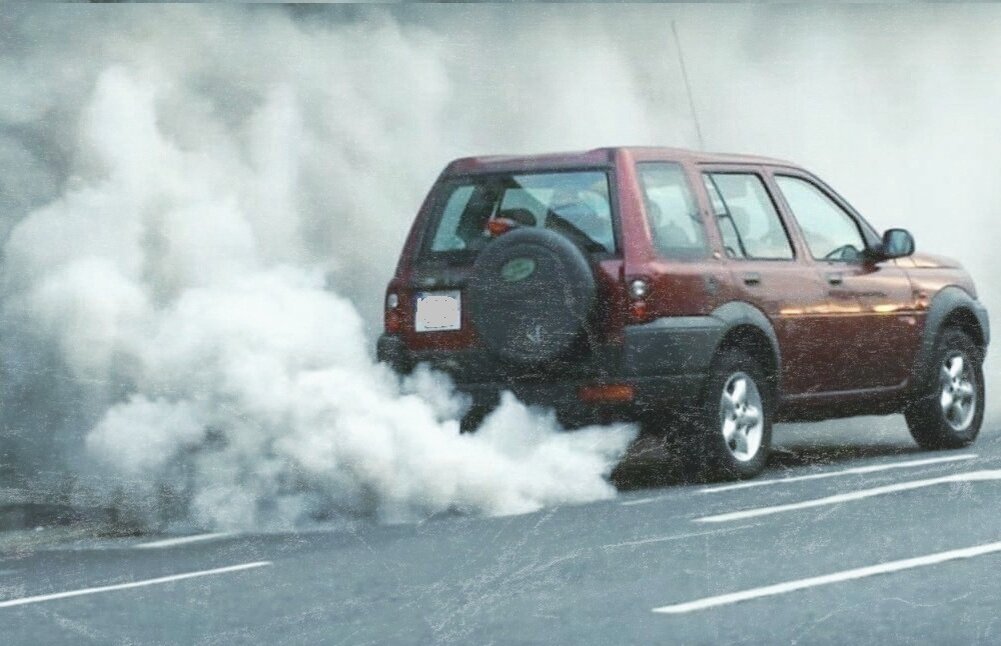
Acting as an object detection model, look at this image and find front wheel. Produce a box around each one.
[686,348,772,480]
[905,328,984,450]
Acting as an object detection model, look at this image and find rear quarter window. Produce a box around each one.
[637,162,708,260]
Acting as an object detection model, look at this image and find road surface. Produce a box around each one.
[3,417,1001,644]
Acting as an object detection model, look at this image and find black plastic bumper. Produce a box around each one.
[376,315,725,423]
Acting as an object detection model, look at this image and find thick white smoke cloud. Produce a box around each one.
[0,7,643,529]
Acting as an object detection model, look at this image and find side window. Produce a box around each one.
[637,162,707,260]
[775,176,866,262]
[704,173,794,260]
[430,185,477,252]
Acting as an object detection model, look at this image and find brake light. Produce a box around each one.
[628,300,648,321]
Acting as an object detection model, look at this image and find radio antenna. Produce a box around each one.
[671,20,705,151]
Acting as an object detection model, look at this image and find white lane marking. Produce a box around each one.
[134,532,234,549]
[695,469,1001,524]
[700,454,979,494]
[653,539,1001,614]
[0,561,272,609]
[600,524,758,551]
[621,453,979,507]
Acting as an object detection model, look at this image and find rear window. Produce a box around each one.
[423,171,615,261]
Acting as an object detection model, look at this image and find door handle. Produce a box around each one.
[826,272,843,285]
[742,272,761,286]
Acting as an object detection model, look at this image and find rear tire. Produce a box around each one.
[685,348,772,481]
[905,328,983,450]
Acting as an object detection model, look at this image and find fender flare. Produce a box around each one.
[710,301,782,393]
[911,286,990,389]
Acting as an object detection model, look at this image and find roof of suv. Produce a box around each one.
[445,146,795,175]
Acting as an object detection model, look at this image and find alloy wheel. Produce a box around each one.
[939,353,977,432]
[720,371,764,462]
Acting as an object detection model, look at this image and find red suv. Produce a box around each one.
[378,147,989,479]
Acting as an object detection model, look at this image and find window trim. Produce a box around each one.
[700,169,798,262]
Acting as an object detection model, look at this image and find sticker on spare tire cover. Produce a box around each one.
[500,257,536,282]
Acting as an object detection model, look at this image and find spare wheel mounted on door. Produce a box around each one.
[466,227,598,366]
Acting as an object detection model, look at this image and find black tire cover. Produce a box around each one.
[467,227,597,365]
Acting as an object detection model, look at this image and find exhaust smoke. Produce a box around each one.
[0,8,642,529]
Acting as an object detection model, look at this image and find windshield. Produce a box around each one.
[423,170,615,261]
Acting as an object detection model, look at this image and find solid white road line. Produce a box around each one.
[0,561,272,609]
[621,453,979,507]
[695,469,1001,524]
[134,532,234,549]
[653,539,1001,614]
[699,454,979,494]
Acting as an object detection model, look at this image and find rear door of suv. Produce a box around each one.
[699,165,833,396]
[396,165,628,379]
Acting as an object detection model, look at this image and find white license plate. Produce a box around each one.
[414,290,462,332]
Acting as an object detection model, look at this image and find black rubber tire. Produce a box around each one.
[467,227,596,366]
[684,348,772,481]
[904,328,984,450]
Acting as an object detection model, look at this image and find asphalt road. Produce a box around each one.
[3,416,1001,645]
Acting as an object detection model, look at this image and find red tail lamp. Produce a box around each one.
[385,292,403,334]
[579,383,635,403]
[628,300,648,321]
[627,278,651,322]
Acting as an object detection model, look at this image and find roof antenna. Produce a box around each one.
[671,20,705,151]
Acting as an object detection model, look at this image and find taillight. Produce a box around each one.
[627,278,651,323]
[385,292,403,334]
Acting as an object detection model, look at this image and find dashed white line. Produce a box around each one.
[653,539,1001,614]
[695,469,1001,524]
[699,454,979,494]
[134,532,234,549]
[0,561,272,609]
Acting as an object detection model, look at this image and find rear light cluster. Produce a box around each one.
[627,278,650,322]
[385,292,403,334]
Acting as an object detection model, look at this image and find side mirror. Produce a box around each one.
[870,228,914,261]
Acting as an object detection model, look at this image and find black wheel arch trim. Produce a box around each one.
[911,286,990,390]
[623,302,781,386]
[709,301,782,383]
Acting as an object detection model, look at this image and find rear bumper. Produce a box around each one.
[377,315,724,423]
[454,375,705,426]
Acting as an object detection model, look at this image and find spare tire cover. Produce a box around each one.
[467,227,597,365]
